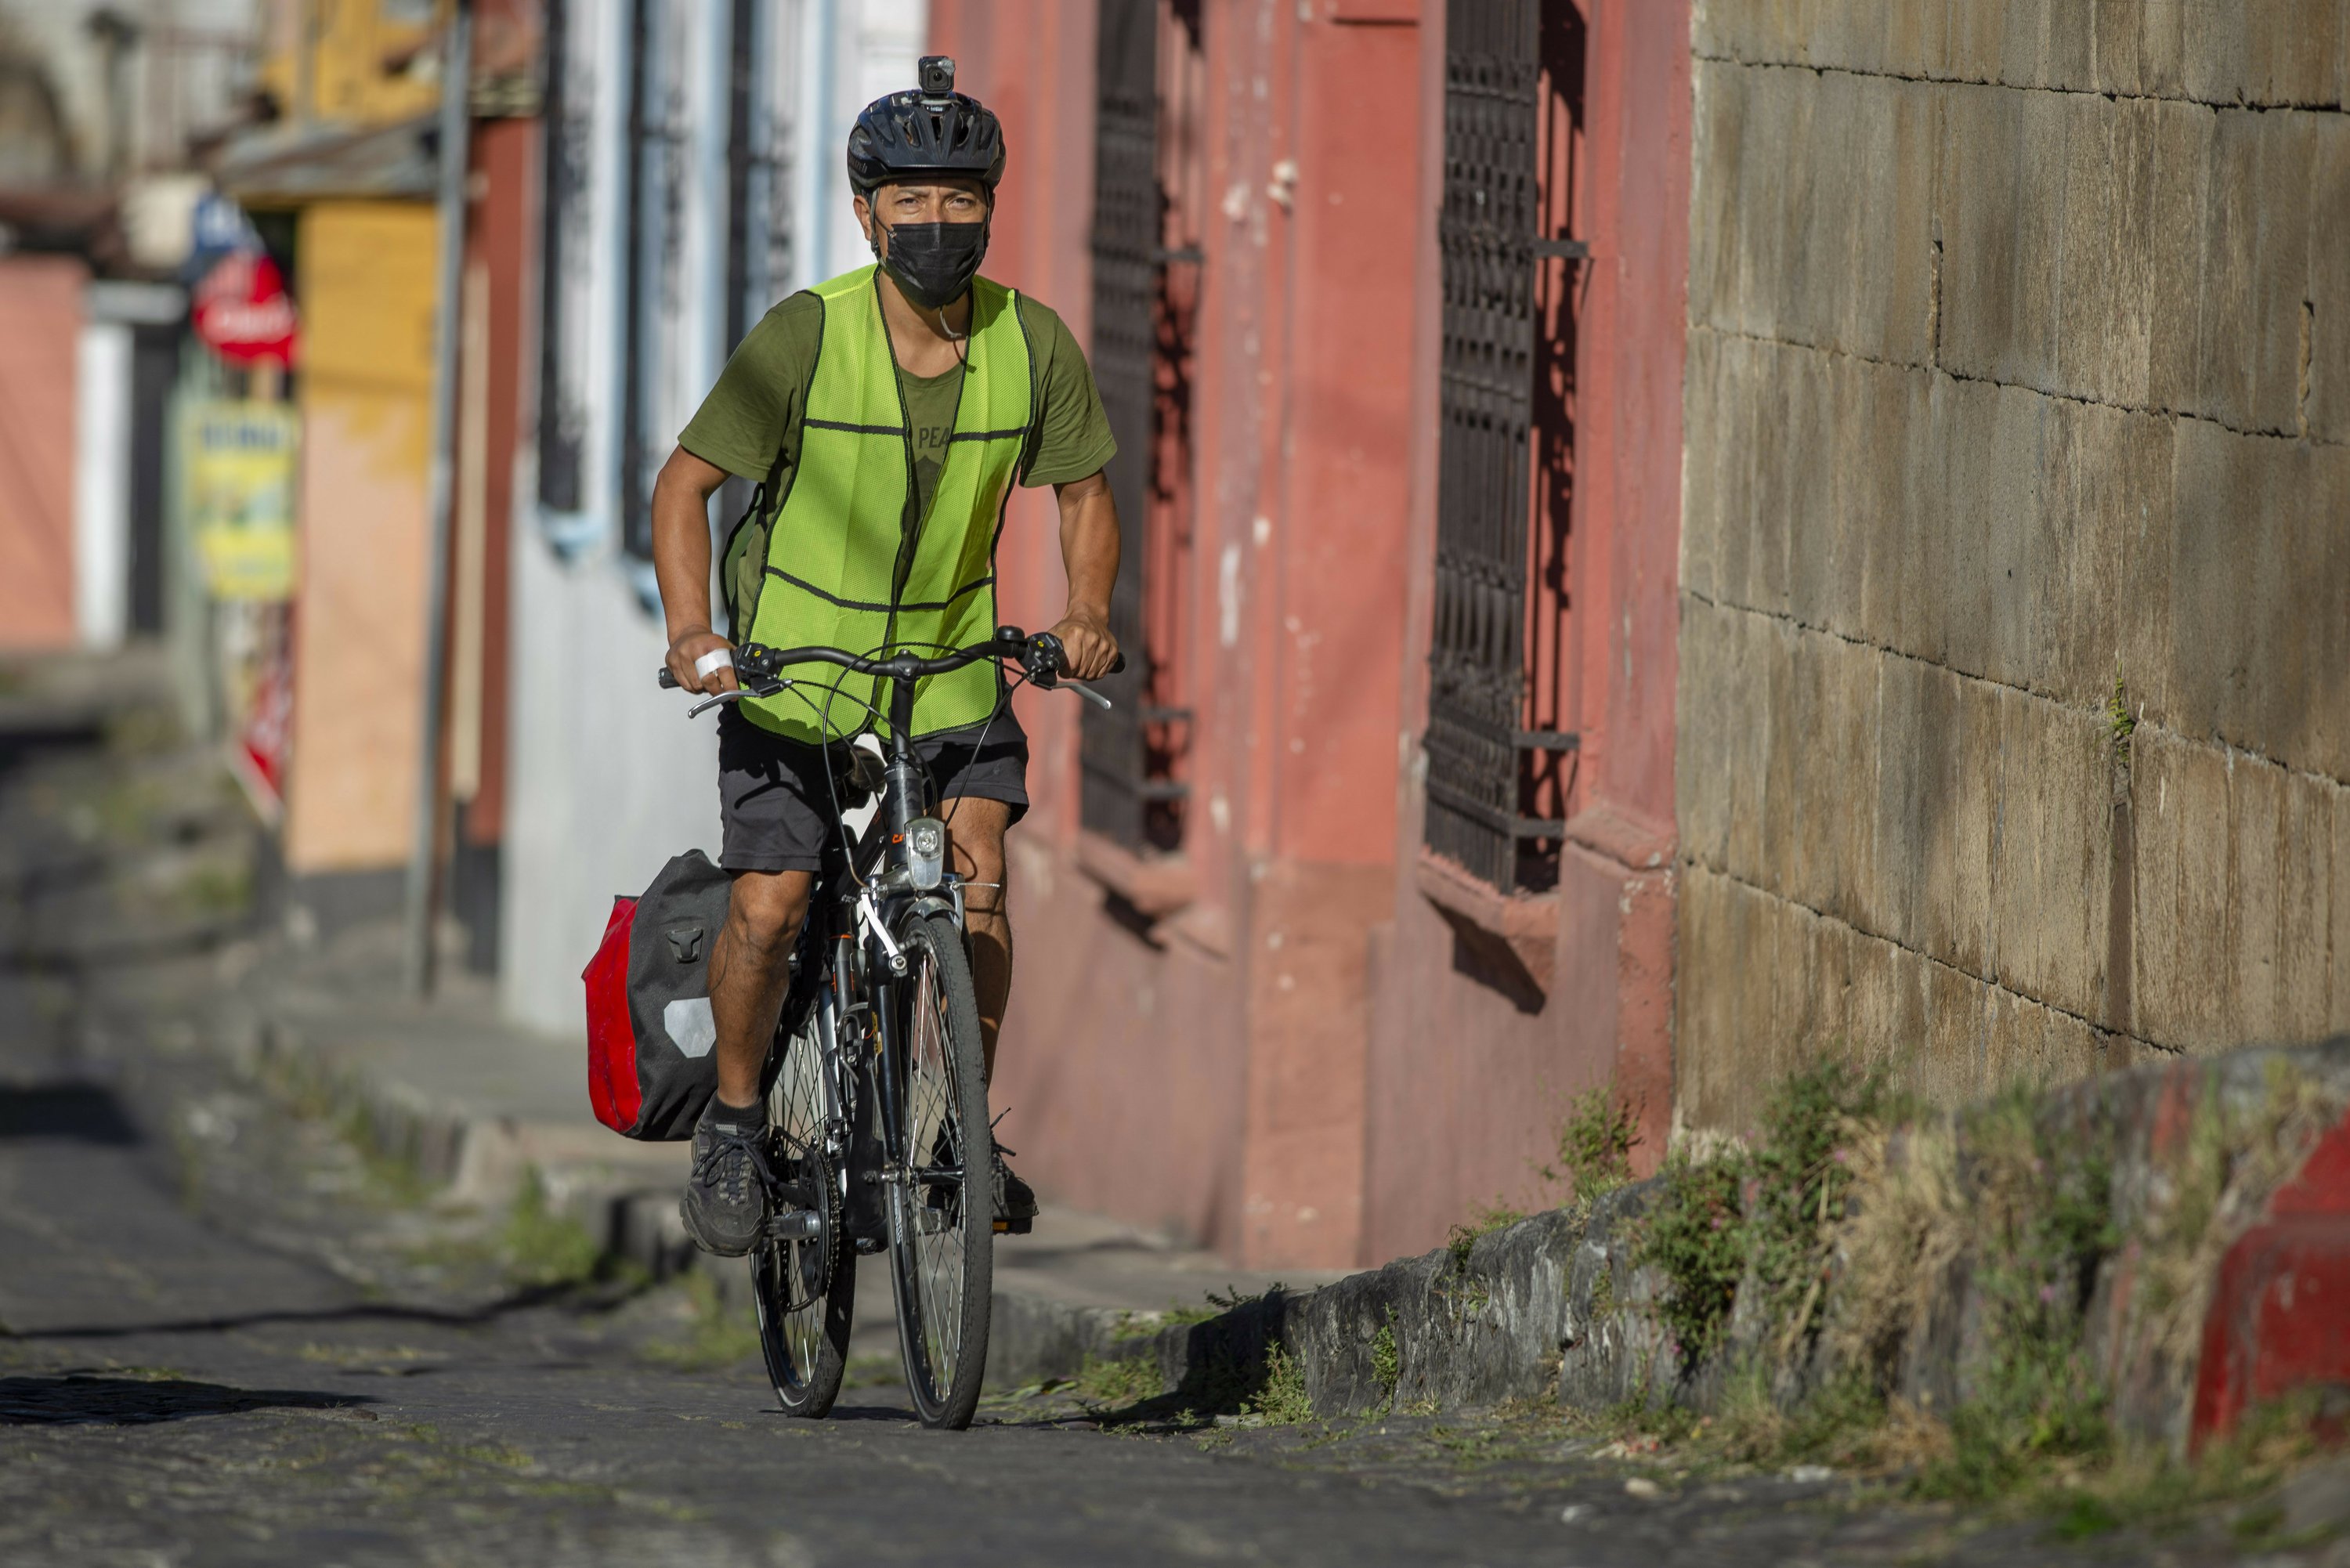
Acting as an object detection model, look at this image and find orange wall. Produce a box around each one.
[281,200,437,874]
[0,257,85,651]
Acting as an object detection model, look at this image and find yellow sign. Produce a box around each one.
[184,400,298,601]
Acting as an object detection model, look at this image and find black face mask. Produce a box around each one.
[876,218,989,312]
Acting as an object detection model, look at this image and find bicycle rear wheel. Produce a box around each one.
[885,912,992,1429]
[752,1007,852,1418]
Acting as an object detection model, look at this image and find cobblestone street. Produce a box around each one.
[9,1021,2320,1568]
[3,704,2337,1568]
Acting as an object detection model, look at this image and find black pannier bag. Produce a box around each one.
[584,850,732,1140]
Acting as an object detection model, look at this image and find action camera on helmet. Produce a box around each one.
[845,58,1007,197]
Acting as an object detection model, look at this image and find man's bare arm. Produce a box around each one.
[651,445,738,695]
[1048,469,1120,680]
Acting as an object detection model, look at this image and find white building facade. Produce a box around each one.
[501,0,928,1034]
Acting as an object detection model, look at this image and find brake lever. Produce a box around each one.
[685,676,784,719]
[1061,681,1113,711]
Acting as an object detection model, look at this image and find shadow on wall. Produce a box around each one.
[1437,908,1546,1016]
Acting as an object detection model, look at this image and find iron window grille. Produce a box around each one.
[1081,0,1196,853]
[542,0,792,567]
[716,0,797,562]
[535,0,591,515]
[617,0,688,562]
[1424,0,1584,893]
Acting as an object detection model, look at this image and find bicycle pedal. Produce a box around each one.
[992,1217,1032,1235]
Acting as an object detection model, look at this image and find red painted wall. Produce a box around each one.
[455,116,533,847]
[937,3,1265,1252]
[934,0,1689,1270]
[0,257,86,651]
[1360,0,1689,1261]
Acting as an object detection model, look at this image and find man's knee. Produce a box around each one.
[944,799,1011,894]
[726,870,812,961]
[945,804,1010,879]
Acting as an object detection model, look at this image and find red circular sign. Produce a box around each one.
[193,252,298,368]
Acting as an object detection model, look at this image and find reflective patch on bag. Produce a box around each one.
[664,995,717,1059]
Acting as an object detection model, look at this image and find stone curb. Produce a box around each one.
[210,988,2350,1436]
[1033,1039,2350,1441]
[214,1001,1164,1369]
[1063,1206,1625,1419]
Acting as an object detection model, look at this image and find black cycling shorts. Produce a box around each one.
[714,703,1029,875]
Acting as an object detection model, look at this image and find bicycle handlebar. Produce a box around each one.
[656,627,1124,693]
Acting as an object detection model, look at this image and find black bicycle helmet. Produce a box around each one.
[846,56,1006,197]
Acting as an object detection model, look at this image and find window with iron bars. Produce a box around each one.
[535,0,590,516]
[1081,0,1201,853]
[536,0,797,562]
[1423,0,1584,894]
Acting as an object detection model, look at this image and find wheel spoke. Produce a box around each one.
[883,913,990,1429]
[755,1006,848,1414]
[905,952,965,1391]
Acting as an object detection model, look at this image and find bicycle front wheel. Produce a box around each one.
[885,912,993,1429]
[752,1007,852,1418]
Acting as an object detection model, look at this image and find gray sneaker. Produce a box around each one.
[680,1099,773,1257]
[992,1143,1037,1235]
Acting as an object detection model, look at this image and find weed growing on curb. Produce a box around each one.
[1108,1310,1164,1342]
[1636,1062,1899,1370]
[642,1273,759,1370]
[1203,1281,1285,1312]
[1638,1147,1744,1364]
[1743,1065,1901,1353]
[1446,1204,1522,1274]
[1913,1088,2117,1500]
[2043,1393,2338,1542]
[1593,1049,2348,1535]
[1243,1342,1313,1426]
[1544,1087,1643,1215]
[1370,1318,1401,1407]
[501,1168,602,1289]
[1073,1351,1163,1407]
[1440,1209,1518,1323]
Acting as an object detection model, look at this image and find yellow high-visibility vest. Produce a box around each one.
[728,265,1034,743]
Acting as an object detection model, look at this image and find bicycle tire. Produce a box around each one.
[752,1008,853,1418]
[884,911,993,1429]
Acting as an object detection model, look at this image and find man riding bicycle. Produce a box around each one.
[650,59,1120,1259]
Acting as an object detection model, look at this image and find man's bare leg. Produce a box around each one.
[680,867,814,1257]
[942,797,1034,1227]
[707,869,814,1106]
[942,798,1012,1080]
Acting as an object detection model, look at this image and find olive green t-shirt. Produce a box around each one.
[678,287,1117,526]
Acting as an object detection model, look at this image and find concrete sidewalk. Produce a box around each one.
[209,916,1336,1378]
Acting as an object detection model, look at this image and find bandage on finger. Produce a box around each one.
[694,649,735,680]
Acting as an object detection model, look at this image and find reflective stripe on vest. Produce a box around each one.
[739,266,1035,744]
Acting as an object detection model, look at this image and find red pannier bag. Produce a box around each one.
[583,850,732,1140]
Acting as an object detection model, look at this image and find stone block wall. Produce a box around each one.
[1676,0,2350,1131]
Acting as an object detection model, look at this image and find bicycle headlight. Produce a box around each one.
[906,817,947,891]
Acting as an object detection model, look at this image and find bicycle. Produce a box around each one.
[657,626,1118,1430]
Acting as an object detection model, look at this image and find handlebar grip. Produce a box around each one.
[1108,652,1126,675]
[658,667,679,690]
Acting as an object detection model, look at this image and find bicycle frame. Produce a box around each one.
[664,626,1116,1244]
[669,626,1121,1421]
[755,639,1001,1244]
